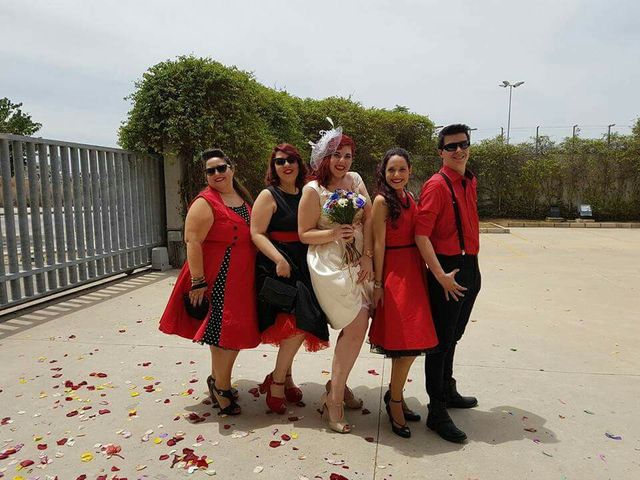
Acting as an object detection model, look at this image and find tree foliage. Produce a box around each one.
[470,127,640,220]
[0,98,42,136]
[119,56,435,213]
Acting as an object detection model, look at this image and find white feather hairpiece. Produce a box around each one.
[308,117,343,170]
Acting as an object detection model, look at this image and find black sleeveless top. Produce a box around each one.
[266,186,301,233]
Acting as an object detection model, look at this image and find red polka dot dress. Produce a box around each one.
[159,188,260,350]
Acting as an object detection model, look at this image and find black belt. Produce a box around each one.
[386,243,416,250]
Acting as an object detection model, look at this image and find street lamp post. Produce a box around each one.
[607,124,616,145]
[499,80,525,144]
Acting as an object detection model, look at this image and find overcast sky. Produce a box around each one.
[1,0,638,148]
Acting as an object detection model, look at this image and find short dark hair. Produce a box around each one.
[437,124,471,150]
[201,148,230,164]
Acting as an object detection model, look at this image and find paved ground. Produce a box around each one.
[1,228,639,480]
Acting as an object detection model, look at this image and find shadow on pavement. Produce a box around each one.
[0,270,174,338]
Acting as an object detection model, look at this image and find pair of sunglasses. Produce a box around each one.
[274,157,297,166]
[205,164,229,175]
[442,141,470,152]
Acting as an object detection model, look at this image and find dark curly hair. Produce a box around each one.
[375,147,412,227]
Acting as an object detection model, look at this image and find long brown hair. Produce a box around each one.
[376,147,411,228]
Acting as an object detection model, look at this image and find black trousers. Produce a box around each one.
[424,254,481,403]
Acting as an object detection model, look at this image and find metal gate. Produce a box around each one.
[0,133,166,309]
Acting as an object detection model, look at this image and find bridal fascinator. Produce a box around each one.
[308,117,343,170]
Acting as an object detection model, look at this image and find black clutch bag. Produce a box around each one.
[259,276,297,311]
[183,294,210,320]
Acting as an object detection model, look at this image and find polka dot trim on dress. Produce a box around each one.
[200,203,250,347]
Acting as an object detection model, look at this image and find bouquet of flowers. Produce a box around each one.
[323,189,367,266]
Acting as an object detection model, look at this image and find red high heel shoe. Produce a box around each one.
[284,373,303,403]
[258,373,287,414]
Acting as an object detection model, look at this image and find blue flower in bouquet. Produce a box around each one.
[322,190,366,225]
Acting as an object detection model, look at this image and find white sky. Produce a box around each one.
[1,0,638,147]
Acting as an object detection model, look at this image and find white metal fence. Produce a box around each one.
[0,133,166,309]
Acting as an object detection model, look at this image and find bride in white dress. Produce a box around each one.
[298,125,374,434]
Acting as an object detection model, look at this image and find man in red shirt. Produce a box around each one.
[415,124,482,443]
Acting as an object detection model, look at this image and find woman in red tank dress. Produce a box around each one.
[369,147,438,438]
[159,148,260,416]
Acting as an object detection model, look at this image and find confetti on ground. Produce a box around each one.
[367,369,380,376]
[605,432,622,440]
[584,410,595,415]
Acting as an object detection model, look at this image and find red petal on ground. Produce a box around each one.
[98,409,111,415]
[281,434,291,441]
[111,466,120,471]
[330,474,349,480]
[269,440,282,448]
[223,424,231,430]
[248,387,260,398]
[159,454,170,460]
[37,444,47,450]
[367,369,380,376]
[56,438,68,446]
[365,437,375,442]
[20,459,35,467]
[66,410,78,417]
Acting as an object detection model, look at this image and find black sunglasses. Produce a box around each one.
[274,157,297,166]
[205,164,229,175]
[442,141,470,152]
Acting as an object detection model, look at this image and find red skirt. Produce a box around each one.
[261,313,329,352]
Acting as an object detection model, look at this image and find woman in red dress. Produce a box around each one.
[159,148,260,416]
[369,147,438,438]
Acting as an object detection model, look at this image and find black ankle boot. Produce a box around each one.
[445,378,478,409]
[426,400,467,443]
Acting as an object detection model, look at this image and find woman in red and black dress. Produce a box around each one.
[369,147,439,438]
[251,144,329,414]
[159,148,260,416]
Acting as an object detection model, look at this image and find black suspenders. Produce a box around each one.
[438,172,466,256]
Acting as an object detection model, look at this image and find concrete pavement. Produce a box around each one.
[0,228,639,479]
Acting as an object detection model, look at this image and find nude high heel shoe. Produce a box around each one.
[320,392,351,434]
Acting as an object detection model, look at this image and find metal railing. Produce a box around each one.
[0,133,166,309]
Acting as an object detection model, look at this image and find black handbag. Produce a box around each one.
[183,294,210,320]
[258,276,297,311]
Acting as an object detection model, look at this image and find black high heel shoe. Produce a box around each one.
[207,375,238,408]
[211,383,241,416]
[385,395,411,438]
[384,390,421,422]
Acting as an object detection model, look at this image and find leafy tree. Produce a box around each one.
[0,98,42,136]
[119,56,435,213]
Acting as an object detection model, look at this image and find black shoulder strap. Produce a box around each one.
[438,172,466,255]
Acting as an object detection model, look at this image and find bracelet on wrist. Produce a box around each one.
[190,281,208,291]
[190,275,205,284]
